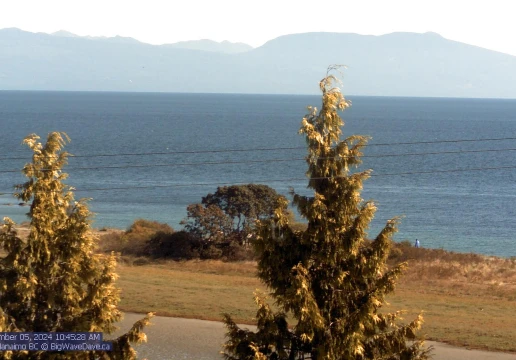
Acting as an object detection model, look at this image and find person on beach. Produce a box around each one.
[414,239,420,248]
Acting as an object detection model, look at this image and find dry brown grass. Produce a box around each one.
[384,246,516,351]
[390,245,516,300]
[116,245,516,353]
[5,226,516,352]
[116,261,264,322]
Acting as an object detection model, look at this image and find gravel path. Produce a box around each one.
[112,313,516,360]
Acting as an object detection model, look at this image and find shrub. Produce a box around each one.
[223,241,256,262]
[145,231,199,260]
[145,231,201,260]
[144,231,255,261]
[200,244,224,260]
[100,219,174,256]
[98,230,125,253]
[127,218,174,235]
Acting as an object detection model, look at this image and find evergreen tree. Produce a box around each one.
[223,71,430,360]
[0,132,152,359]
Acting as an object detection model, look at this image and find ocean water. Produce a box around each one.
[0,91,515,257]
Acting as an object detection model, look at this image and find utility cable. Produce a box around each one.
[2,136,516,161]
[1,148,516,174]
[1,164,515,194]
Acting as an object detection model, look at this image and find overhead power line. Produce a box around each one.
[1,136,516,161]
[1,148,516,174]
[367,137,516,147]
[1,164,515,195]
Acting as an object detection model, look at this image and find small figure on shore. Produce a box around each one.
[414,239,420,248]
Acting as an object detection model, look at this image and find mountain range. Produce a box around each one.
[1,27,516,98]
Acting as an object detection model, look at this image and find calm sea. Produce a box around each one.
[1,91,515,257]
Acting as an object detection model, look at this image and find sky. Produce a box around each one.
[2,0,516,56]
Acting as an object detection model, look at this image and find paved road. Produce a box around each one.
[112,313,516,360]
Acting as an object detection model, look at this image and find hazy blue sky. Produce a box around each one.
[2,0,515,55]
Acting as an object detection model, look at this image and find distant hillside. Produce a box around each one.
[1,28,516,98]
[163,39,252,54]
[49,30,251,51]
[51,30,79,38]
[50,29,143,44]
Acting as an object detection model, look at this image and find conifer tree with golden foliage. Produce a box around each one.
[0,132,152,359]
[223,70,431,360]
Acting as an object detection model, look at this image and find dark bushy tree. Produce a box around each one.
[181,203,234,242]
[180,185,288,258]
[0,132,152,359]
[223,72,430,359]
[202,184,287,236]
